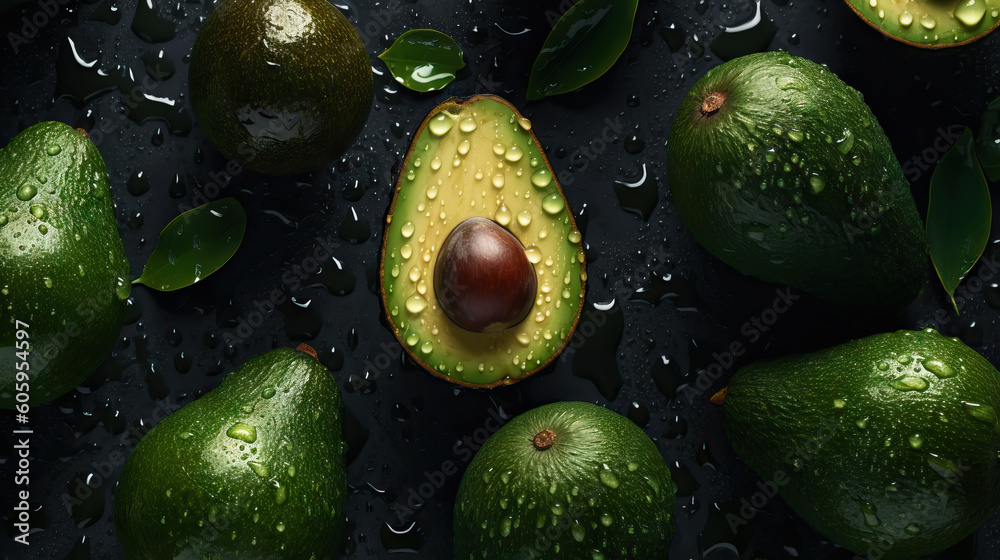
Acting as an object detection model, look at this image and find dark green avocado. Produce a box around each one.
[189,0,374,175]
[454,401,675,559]
[666,51,926,313]
[843,0,1000,48]
[0,121,129,408]
[114,346,346,560]
[718,329,1000,560]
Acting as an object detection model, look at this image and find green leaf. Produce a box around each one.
[926,127,992,314]
[378,29,465,93]
[975,96,1000,182]
[134,198,247,291]
[526,0,639,101]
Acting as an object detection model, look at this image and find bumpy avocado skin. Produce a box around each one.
[724,329,1000,560]
[667,51,926,313]
[843,0,1000,48]
[0,121,129,408]
[380,95,586,388]
[454,401,676,559]
[115,347,346,560]
[189,0,373,175]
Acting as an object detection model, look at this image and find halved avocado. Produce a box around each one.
[843,0,1000,47]
[379,95,586,388]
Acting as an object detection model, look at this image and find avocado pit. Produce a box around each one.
[434,216,536,333]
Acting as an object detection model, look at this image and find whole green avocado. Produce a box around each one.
[0,122,129,408]
[189,0,374,175]
[115,346,346,559]
[720,329,1000,560]
[667,51,926,313]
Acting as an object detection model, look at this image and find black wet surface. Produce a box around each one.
[2,0,1000,558]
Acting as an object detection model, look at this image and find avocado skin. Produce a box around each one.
[723,329,1000,560]
[114,348,346,560]
[454,401,675,559]
[189,0,373,175]
[667,51,926,313]
[0,121,128,408]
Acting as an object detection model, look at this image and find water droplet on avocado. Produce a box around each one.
[919,13,937,29]
[420,341,433,354]
[963,402,1000,432]
[428,113,453,136]
[401,221,415,238]
[405,295,428,314]
[956,0,987,25]
[833,398,846,409]
[492,173,506,189]
[899,11,914,26]
[47,145,62,156]
[226,422,257,443]
[905,523,923,535]
[776,76,805,91]
[836,129,855,154]
[30,205,47,220]
[808,175,826,194]
[459,117,477,132]
[248,460,269,477]
[276,522,286,532]
[116,277,131,300]
[531,169,552,188]
[517,211,532,227]
[500,517,512,536]
[43,277,53,288]
[17,183,37,201]
[600,513,613,526]
[505,145,523,162]
[787,130,804,142]
[890,376,928,391]
[598,465,620,488]
[541,194,565,215]
[897,354,912,365]
[494,204,512,226]
[262,387,276,399]
[924,359,955,378]
[908,434,923,449]
[860,501,881,527]
[38,224,48,235]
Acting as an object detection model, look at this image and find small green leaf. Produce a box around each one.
[134,198,247,291]
[378,29,465,93]
[975,96,1000,182]
[926,127,992,314]
[526,0,639,101]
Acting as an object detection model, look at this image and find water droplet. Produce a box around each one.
[492,173,506,188]
[30,205,47,220]
[541,194,565,215]
[276,522,286,533]
[492,143,506,156]
[500,517,512,537]
[964,402,1000,432]
[274,482,287,505]
[516,211,532,227]
[400,244,412,260]
[600,513,613,527]
[809,175,826,194]
[531,169,552,188]
[116,277,131,300]
[457,139,471,155]
[571,521,586,542]
[598,465,620,489]
[420,341,433,354]
[905,523,922,535]
[833,398,847,409]
[908,434,923,449]
[428,113,454,136]
[924,359,955,378]
[226,422,257,443]
[401,222,415,238]
[38,224,48,235]
[43,277,53,289]
[504,146,523,163]
[568,229,582,244]
[47,145,62,156]
[262,388,276,399]
[494,204,512,226]
[16,183,37,201]
[920,13,937,29]
[891,376,928,391]
[897,354,912,365]
[787,130,804,142]
[877,361,889,371]
[406,295,428,314]
[860,501,881,528]
[836,129,855,154]
[899,11,914,26]
[459,117,477,132]
[776,76,805,91]
[0,216,7,227]
[518,116,532,130]
[248,460,269,477]
[856,418,869,429]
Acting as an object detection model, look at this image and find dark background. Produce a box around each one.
[2,0,1000,558]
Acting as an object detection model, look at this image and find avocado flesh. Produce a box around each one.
[114,347,346,560]
[0,122,129,407]
[189,0,373,175]
[380,95,586,387]
[666,51,926,313]
[844,0,1000,47]
[723,329,1000,560]
[454,401,676,559]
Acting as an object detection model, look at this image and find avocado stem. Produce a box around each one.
[710,387,728,405]
[533,429,557,451]
[701,92,727,116]
[296,343,319,360]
